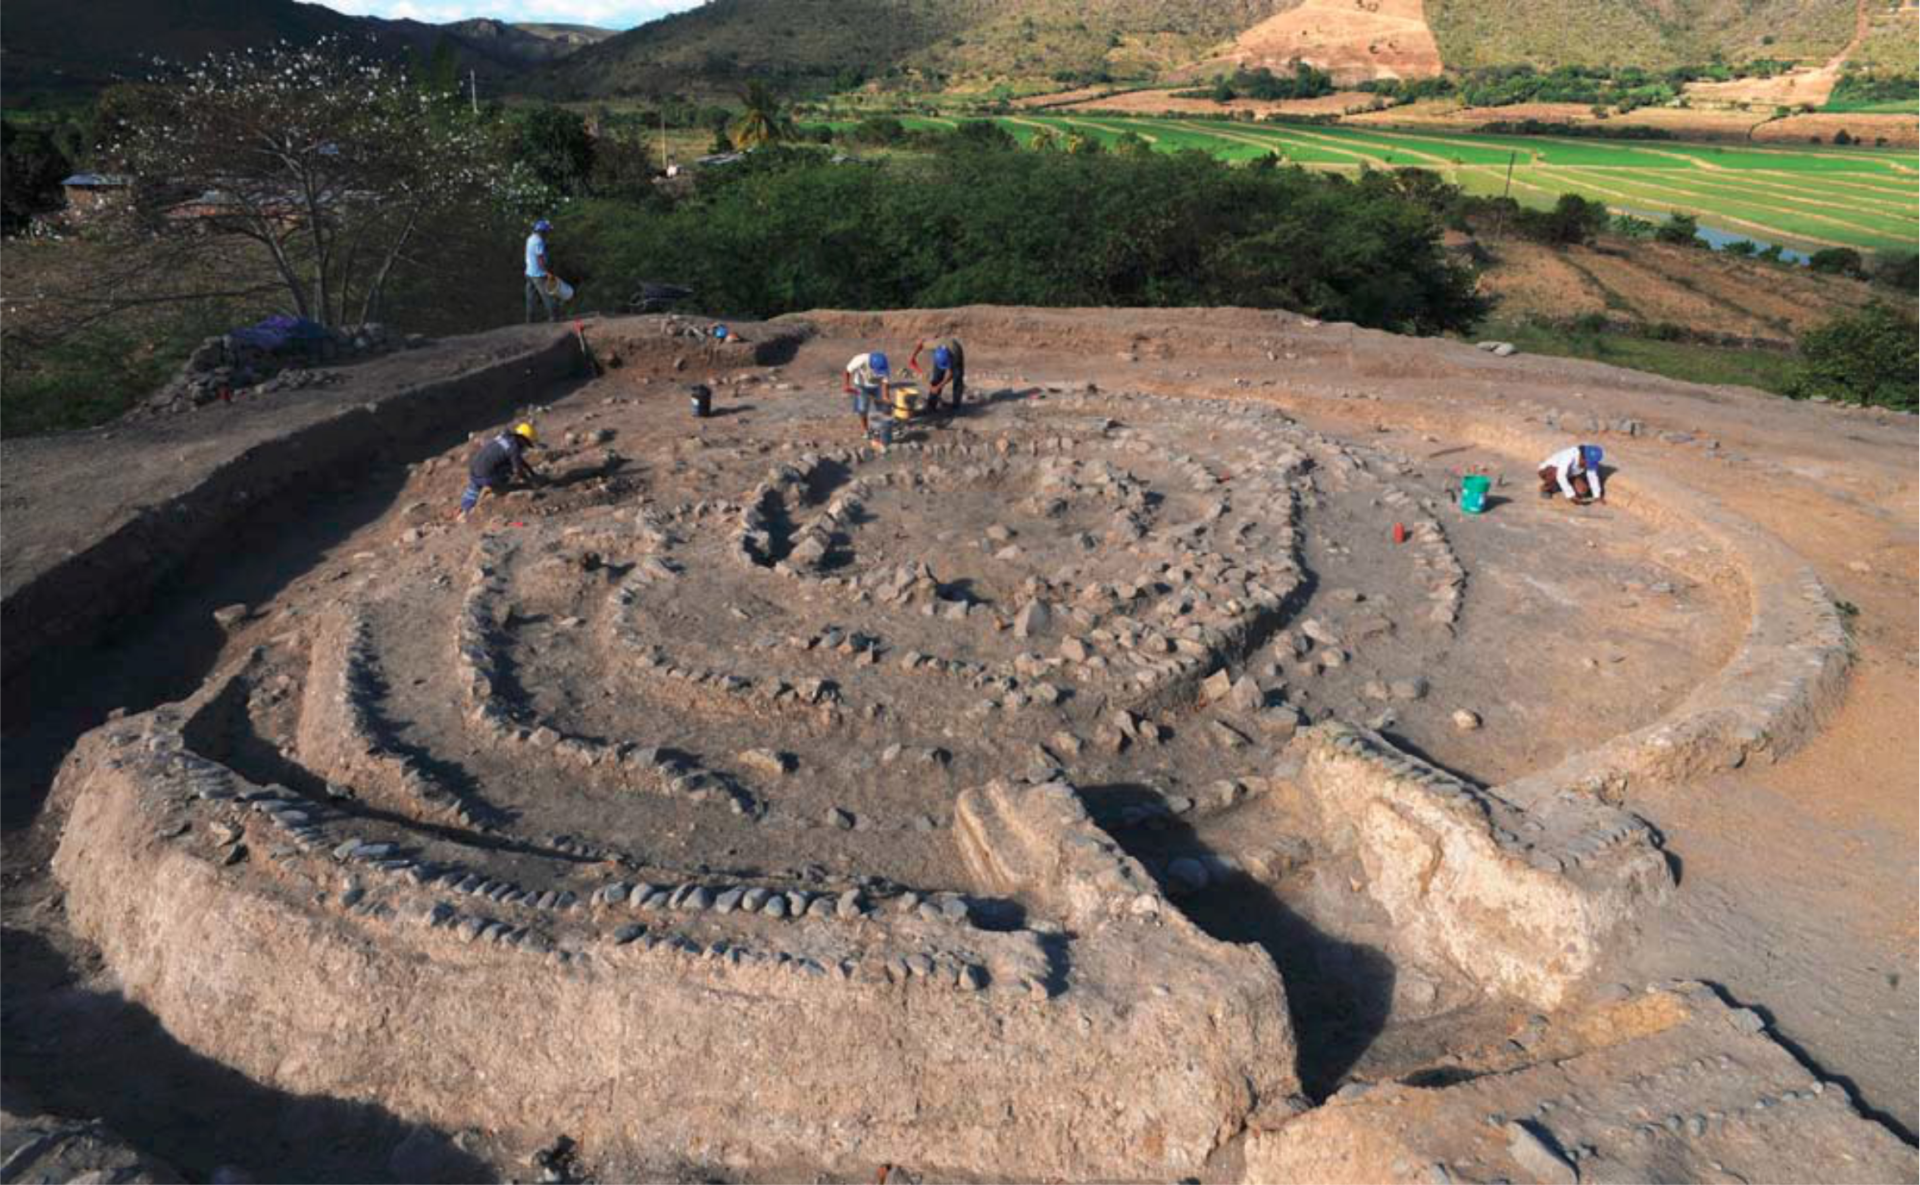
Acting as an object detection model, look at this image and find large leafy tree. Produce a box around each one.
[1788,303,1918,410]
[0,122,72,233]
[103,41,526,327]
[512,105,595,197]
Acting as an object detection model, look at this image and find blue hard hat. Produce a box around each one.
[932,346,953,369]
[870,352,890,375]
[533,219,553,232]
[712,324,729,339]
[1580,444,1603,470]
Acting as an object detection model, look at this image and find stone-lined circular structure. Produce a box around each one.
[47,317,1901,1183]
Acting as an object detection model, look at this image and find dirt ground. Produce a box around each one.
[1475,237,1898,343]
[2,306,1915,1180]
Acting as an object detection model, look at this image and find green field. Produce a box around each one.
[1822,98,1920,114]
[943,115,1920,254]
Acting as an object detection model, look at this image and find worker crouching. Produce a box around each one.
[909,337,965,413]
[1539,443,1606,505]
[459,422,545,518]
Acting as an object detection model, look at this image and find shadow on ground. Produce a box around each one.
[1,926,493,1183]
[1102,815,1395,1100]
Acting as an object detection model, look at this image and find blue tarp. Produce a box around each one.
[229,314,329,352]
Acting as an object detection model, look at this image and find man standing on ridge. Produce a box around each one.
[908,336,966,413]
[460,422,546,518]
[525,218,556,324]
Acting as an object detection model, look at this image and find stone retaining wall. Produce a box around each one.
[54,684,1297,1181]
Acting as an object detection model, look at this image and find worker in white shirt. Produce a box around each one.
[1538,444,1605,504]
[843,351,892,440]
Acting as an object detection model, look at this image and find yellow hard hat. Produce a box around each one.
[514,422,538,444]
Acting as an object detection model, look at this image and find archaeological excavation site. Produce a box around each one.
[3,308,1915,1184]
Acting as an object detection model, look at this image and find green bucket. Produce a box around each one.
[1459,474,1492,515]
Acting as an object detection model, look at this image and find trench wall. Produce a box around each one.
[1,334,584,684]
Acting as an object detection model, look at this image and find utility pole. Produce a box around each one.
[1502,149,1516,198]
[660,105,669,171]
[470,69,479,117]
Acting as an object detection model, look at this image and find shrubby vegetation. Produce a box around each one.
[1868,252,1918,292]
[0,116,79,232]
[1477,118,1676,141]
[1827,72,1919,108]
[1353,76,1458,105]
[1808,247,1865,278]
[568,140,1485,333]
[1173,63,1335,103]
[1357,60,1797,113]
[1786,303,1918,410]
[1655,213,1704,247]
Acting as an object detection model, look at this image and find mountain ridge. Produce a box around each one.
[0,0,613,96]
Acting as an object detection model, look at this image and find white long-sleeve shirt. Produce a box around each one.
[1541,446,1603,500]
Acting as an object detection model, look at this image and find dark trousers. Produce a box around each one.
[1538,466,1593,499]
[931,364,966,409]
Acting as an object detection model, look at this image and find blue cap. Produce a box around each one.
[870,352,890,375]
[1581,444,1603,470]
[933,346,953,369]
[533,219,553,232]
[713,324,729,339]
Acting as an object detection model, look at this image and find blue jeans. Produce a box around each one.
[851,386,878,418]
[460,477,503,513]
[525,277,555,323]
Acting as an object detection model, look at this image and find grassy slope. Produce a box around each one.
[1488,319,1802,396]
[1408,0,1856,70]
[542,0,1876,97]
[1849,5,1920,73]
[543,0,1288,96]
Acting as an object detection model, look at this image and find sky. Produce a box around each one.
[311,0,700,31]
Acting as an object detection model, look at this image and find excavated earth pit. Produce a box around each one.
[13,313,1915,1183]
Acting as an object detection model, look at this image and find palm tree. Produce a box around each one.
[728,82,791,150]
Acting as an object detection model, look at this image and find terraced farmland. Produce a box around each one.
[965,115,1920,254]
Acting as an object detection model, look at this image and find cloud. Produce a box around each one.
[308,0,698,30]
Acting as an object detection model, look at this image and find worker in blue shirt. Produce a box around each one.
[525,219,555,323]
[460,423,545,517]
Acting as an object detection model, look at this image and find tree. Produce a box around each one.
[0,121,72,233]
[102,42,522,328]
[1868,251,1918,292]
[850,116,906,147]
[513,106,595,197]
[729,82,792,150]
[1808,247,1865,277]
[1540,193,1608,245]
[1786,302,1918,409]
[1654,212,1702,246]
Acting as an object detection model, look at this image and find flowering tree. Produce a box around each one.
[104,41,533,327]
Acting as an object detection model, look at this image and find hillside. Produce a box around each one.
[1425,0,1859,71]
[0,0,611,97]
[544,0,1880,97]
[541,0,1292,96]
[1187,0,1444,84]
